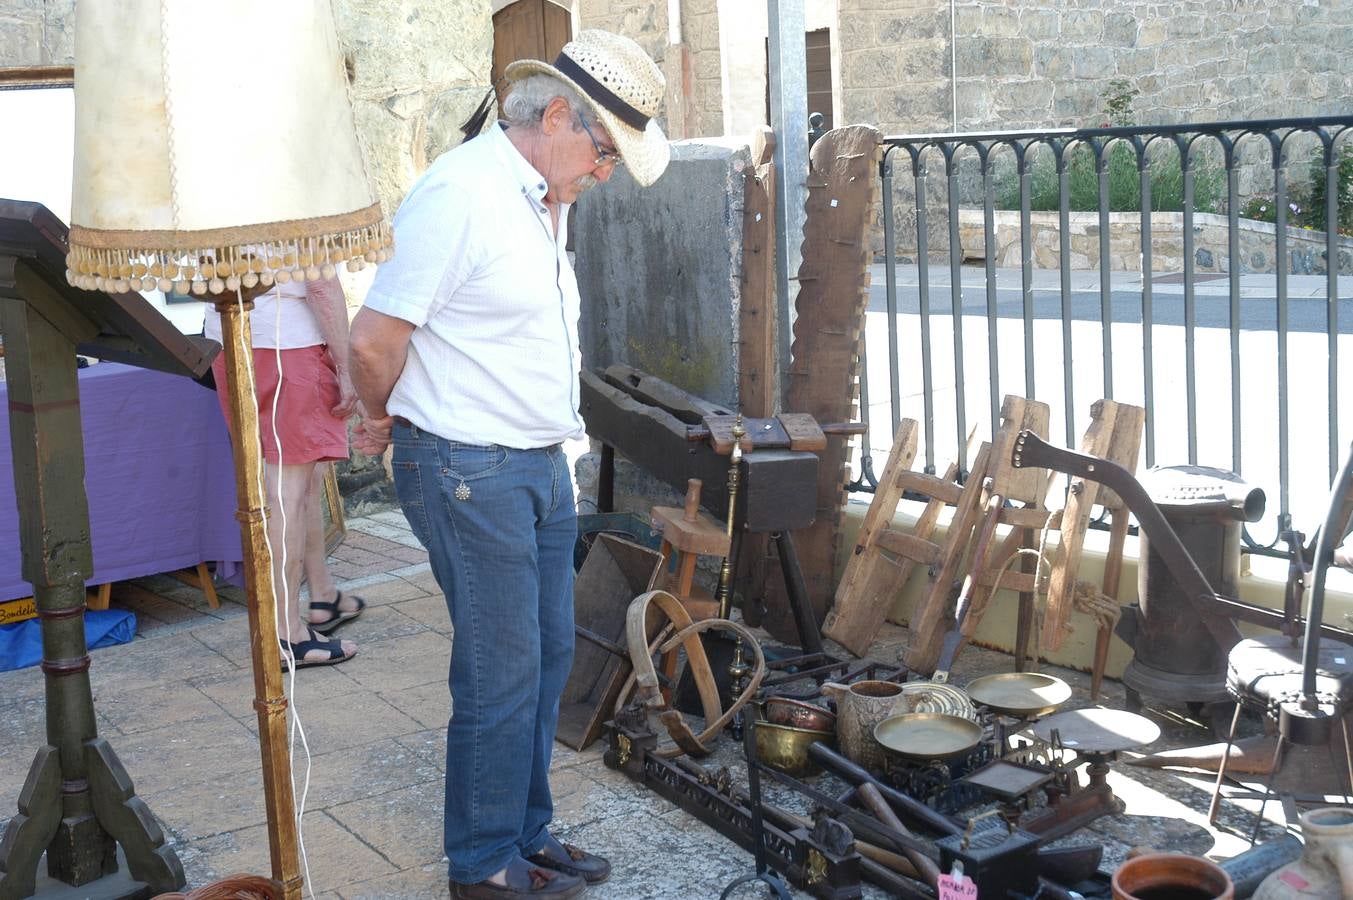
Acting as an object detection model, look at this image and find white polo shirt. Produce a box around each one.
[363,124,584,449]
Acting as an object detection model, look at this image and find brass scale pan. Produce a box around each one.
[874,673,1071,762]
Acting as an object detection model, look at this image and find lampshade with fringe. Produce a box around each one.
[67,0,391,296]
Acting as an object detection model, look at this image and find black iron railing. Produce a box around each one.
[855,115,1353,554]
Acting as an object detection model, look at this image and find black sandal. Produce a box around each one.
[280,628,355,670]
[307,589,366,635]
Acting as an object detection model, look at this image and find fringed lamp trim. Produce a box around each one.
[65,203,392,295]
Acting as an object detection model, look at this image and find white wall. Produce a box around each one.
[715,0,838,138]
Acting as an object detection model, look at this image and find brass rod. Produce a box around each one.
[715,416,745,619]
[214,298,303,900]
[0,66,73,89]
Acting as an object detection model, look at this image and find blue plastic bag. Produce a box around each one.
[0,609,137,673]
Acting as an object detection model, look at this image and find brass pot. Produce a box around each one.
[763,696,837,732]
[754,719,835,777]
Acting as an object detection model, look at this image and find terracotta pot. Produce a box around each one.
[820,680,908,771]
[1112,853,1233,900]
[1254,806,1353,899]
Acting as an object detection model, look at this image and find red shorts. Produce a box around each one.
[212,345,350,465]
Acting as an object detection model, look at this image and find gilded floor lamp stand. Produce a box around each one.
[213,298,304,900]
[0,298,183,900]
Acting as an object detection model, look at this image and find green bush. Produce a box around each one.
[1238,144,1352,237]
[1304,142,1353,235]
[993,79,1225,215]
[996,141,1224,214]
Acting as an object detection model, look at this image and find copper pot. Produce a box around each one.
[762,696,837,732]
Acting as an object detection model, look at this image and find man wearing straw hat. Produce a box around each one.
[348,30,669,900]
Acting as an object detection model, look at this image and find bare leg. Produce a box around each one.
[301,465,362,626]
[266,461,355,660]
[302,465,339,609]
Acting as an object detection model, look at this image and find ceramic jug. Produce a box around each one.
[1254,806,1353,899]
[820,680,908,771]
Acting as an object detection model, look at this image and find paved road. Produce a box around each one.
[866,264,1353,332]
[851,264,1353,544]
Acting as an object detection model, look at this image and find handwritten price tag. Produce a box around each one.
[937,872,978,899]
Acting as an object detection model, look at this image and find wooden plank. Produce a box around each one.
[557,535,663,750]
[988,395,1051,503]
[738,128,778,419]
[904,443,991,673]
[733,130,778,613]
[894,471,963,505]
[758,125,880,644]
[701,415,787,454]
[1042,399,1145,651]
[1091,509,1133,699]
[933,397,1056,668]
[779,413,827,452]
[875,530,942,567]
[821,420,918,656]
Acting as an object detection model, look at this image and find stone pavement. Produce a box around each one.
[0,510,1294,899]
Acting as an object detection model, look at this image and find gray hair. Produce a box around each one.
[501,73,589,130]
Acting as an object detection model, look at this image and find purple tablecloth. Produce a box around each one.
[0,362,242,601]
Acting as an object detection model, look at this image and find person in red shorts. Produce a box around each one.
[206,275,365,668]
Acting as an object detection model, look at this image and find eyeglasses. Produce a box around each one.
[577,114,624,168]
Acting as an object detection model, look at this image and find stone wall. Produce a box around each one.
[956,210,1353,277]
[577,0,720,140]
[841,0,1353,135]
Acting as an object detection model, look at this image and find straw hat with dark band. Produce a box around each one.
[506,29,671,187]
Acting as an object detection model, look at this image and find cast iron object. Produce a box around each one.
[719,717,793,900]
[1021,708,1160,843]
[806,742,964,837]
[1120,465,1264,708]
[965,672,1072,718]
[1011,430,1353,651]
[603,715,866,900]
[936,817,1040,900]
[1013,429,1353,744]
[1218,834,1303,899]
[873,712,983,763]
[960,759,1056,803]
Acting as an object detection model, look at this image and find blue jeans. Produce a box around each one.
[390,422,576,884]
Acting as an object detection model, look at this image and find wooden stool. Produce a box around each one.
[651,479,731,620]
[651,479,731,697]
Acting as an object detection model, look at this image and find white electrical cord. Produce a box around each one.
[234,281,317,898]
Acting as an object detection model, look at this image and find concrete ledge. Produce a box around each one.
[956,208,1353,276]
[837,495,1353,678]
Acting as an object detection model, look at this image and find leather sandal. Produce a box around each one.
[280,628,355,670]
[307,589,366,635]
[526,834,611,885]
[450,856,584,899]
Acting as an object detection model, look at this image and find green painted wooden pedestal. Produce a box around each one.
[0,213,186,899]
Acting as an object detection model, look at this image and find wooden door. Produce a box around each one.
[805,28,833,131]
[492,0,572,107]
[764,28,835,132]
